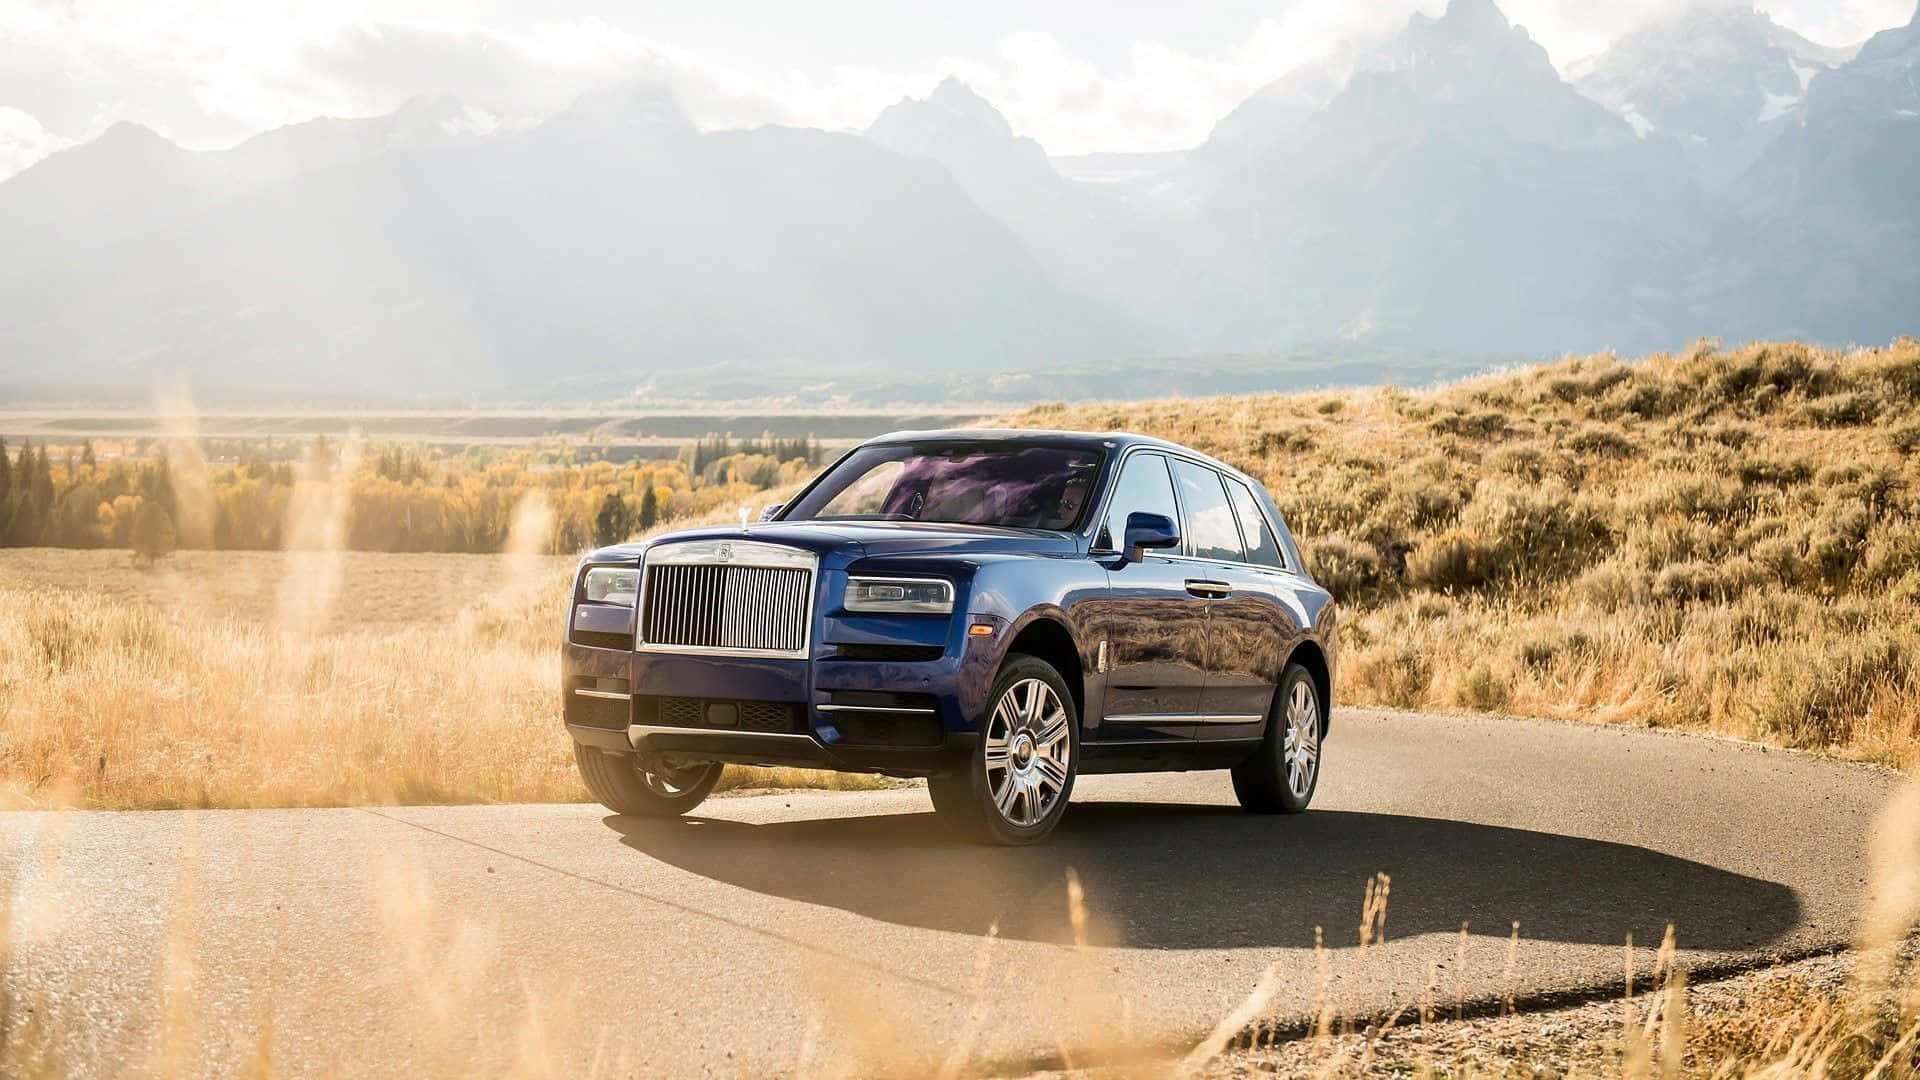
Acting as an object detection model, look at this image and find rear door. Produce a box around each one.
[1086,452,1209,741]
[1168,459,1290,742]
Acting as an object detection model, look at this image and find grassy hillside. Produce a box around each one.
[1014,339,1920,768]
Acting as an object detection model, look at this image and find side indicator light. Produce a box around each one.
[967,624,995,637]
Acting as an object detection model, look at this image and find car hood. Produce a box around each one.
[583,520,1082,564]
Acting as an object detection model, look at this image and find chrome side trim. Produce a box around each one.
[1104,712,1265,725]
[627,724,817,748]
[817,703,938,715]
[573,688,633,701]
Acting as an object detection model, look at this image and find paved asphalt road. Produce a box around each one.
[1,710,1904,1076]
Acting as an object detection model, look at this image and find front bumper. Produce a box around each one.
[568,719,978,776]
[561,613,1004,778]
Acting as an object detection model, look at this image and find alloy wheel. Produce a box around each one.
[983,678,1072,828]
[640,757,718,798]
[1282,679,1320,799]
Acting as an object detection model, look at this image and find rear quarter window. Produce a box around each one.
[1225,477,1287,569]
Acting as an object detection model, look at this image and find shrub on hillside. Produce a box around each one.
[1749,634,1913,748]
[1690,343,1836,413]
[1428,409,1509,438]
[1862,524,1920,586]
[1652,559,1764,604]
[1623,474,1743,524]
[1407,483,1611,592]
[1813,464,1904,514]
[1865,340,1920,401]
[1487,444,1545,481]
[1739,456,1815,487]
[1346,643,1431,709]
[1798,391,1882,427]
[1564,425,1638,458]
[1599,376,1674,420]
[1304,534,1384,600]
[1802,499,1874,587]
[1453,663,1511,711]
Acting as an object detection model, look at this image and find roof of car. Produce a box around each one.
[863,428,1246,479]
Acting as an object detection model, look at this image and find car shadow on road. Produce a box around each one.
[604,801,1800,952]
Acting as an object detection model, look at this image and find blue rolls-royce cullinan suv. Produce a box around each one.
[563,430,1337,844]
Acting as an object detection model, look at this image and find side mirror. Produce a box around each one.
[757,503,785,522]
[1122,511,1180,563]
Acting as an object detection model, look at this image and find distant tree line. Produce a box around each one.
[0,432,819,558]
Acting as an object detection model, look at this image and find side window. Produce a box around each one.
[1226,477,1286,569]
[1170,459,1246,563]
[1097,453,1178,551]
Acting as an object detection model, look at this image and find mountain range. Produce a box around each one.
[2,0,1916,403]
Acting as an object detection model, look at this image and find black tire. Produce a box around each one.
[931,653,1080,845]
[1232,662,1324,814]
[572,743,723,817]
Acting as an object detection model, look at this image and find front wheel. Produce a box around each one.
[1231,662,1324,814]
[929,654,1079,845]
[573,743,723,817]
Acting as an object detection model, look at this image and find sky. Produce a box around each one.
[2,0,1914,180]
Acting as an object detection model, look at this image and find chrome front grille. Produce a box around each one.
[638,540,816,656]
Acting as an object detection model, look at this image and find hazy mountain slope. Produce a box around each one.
[0,86,1135,395]
[0,123,228,259]
[1705,4,1920,343]
[1573,4,1857,186]
[0,97,485,264]
[1204,30,1404,163]
[2,0,1916,399]
[1190,0,1701,355]
[864,79,1176,343]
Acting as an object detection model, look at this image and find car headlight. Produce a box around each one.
[582,566,640,606]
[844,576,954,615]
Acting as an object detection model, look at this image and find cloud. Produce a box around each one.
[0,105,76,179]
[938,1,1419,156]
[0,0,1911,181]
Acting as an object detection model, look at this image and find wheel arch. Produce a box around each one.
[1284,639,1333,734]
[1000,612,1086,723]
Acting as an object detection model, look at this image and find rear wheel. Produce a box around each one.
[929,654,1078,844]
[573,743,723,817]
[1232,663,1323,814]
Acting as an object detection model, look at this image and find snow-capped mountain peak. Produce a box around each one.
[1575,4,1858,144]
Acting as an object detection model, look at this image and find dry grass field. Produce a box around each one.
[1015,338,1920,771]
[0,546,884,809]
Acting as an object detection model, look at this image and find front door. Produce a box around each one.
[1089,452,1208,741]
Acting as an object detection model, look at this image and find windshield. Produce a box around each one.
[783,443,1104,531]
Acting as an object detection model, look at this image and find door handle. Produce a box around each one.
[1185,579,1232,598]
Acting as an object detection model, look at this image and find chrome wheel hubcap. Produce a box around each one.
[639,757,714,798]
[984,678,1071,828]
[1282,680,1321,799]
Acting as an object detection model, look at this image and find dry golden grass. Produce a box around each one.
[0,546,885,809]
[1013,339,1920,770]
